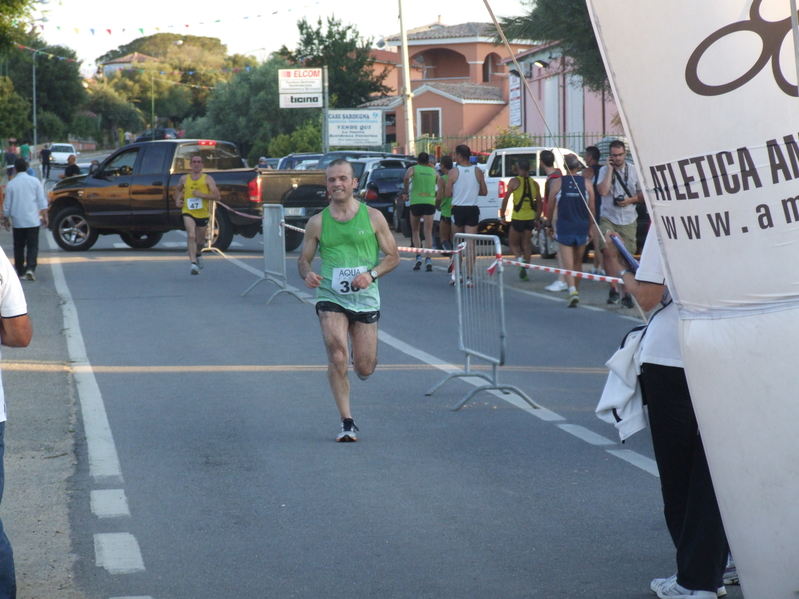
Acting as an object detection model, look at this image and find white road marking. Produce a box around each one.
[94,533,145,574]
[377,331,564,422]
[47,232,122,481]
[557,424,615,446]
[606,449,660,477]
[219,250,657,476]
[110,596,154,599]
[91,489,130,518]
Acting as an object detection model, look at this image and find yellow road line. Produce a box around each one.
[2,361,606,375]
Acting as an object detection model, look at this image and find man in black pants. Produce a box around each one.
[607,229,728,599]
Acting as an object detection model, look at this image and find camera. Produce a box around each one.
[613,195,625,206]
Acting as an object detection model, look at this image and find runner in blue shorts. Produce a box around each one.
[546,154,595,307]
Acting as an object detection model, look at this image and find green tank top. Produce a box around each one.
[439,174,452,218]
[317,203,380,312]
[511,176,538,221]
[410,165,436,205]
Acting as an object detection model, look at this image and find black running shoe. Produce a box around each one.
[607,289,620,304]
[621,294,634,308]
[425,258,432,272]
[413,256,422,271]
[336,418,359,442]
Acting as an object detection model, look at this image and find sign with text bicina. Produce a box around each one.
[587,0,799,319]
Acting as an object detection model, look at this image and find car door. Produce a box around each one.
[129,143,170,229]
[82,147,140,227]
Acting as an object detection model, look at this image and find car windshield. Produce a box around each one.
[370,169,405,181]
[51,145,73,153]
[173,142,244,172]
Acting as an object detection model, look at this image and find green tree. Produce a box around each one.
[96,33,228,64]
[0,0,32,54]
[5,33,88,125]
[36,109,65,142]
[86,81,142,146]
[69,111,99,140]
[278,16,389,108]
[500,0,608,93]
[183,55,316,159]
[265,119,321,161]
[99,34,257,122]
[0,76,31,139]
[493,126,533,149]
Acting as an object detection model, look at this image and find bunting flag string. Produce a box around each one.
[16,2,326,37]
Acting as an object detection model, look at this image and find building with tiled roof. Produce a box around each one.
[101,52,158,78]
[362,18,533,151]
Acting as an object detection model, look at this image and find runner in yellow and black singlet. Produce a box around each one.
[500,158,541,280]
[175,155,221,275]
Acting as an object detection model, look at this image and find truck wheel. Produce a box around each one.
[285,228,304,252]
[119,232,163,249]
[52,207,98,251]
[212,209,234,251]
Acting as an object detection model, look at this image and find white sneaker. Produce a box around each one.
[545,280,568,292]
[24,270,35,281]
[655,578,718,599]
[651,575,725,597]
[190,263,200,275]
[196,253,204,269]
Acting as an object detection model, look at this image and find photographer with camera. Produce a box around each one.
[595,139,644,307]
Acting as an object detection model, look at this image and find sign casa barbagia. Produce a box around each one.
[327,110,384,147]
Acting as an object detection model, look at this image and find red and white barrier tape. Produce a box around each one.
[285,223,306,233]
[215,200,263,221]
[501,258,622,283]
[396,246,461,255]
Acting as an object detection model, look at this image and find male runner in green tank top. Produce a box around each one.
[402,152,439,271]
[298,159,399,442]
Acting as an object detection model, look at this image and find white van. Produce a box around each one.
[480,146,583,256]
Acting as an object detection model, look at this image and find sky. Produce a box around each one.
[29,0,528,75]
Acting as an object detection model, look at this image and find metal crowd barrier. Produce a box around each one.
[426,233,540,411]
[241,204,304,303]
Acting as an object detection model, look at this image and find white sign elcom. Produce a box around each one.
[279,93,323,108]
[278,68,323,94]
[327,110,383,147]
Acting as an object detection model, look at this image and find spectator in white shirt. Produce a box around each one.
[2,159,48,281]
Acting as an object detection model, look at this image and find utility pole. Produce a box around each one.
[399,0,415,156]
[32,52,38,150]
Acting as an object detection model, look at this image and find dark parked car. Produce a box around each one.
[356,167,407,224]
[278,153,323,170]
[318,150,414,170]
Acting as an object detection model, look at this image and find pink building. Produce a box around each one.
[363,21,534,152]
[501,44,623,152]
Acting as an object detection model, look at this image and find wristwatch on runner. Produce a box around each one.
[369,269,379,281]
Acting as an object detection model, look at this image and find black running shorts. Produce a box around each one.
[316,301,380,325]
[452,205,480,228]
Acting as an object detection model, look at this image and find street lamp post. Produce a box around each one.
[151,76,155,141]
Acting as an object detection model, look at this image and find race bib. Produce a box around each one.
[187,197,203,211]
[332,266,367,295]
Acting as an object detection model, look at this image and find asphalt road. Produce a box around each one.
[0,229,744,599]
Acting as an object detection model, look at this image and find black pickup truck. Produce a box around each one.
[48,139,327,252]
